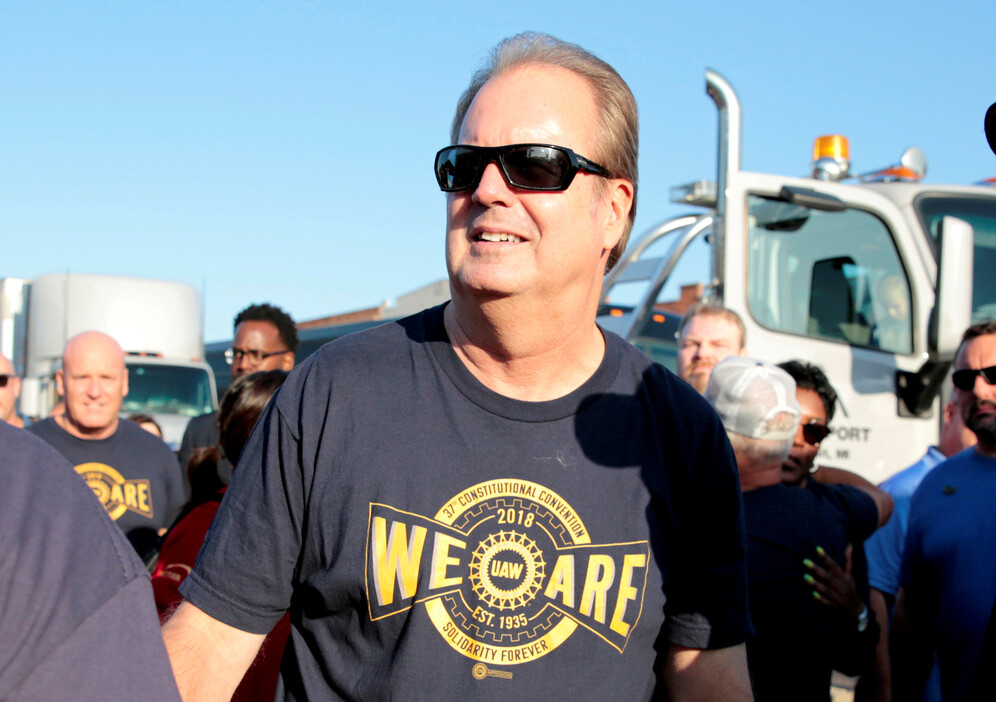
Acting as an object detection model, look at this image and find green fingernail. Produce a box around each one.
[812,591,822,600]
[816,546,826,556]
[804,574,815,584]
[803,559,814,568]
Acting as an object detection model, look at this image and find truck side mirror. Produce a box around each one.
[932,216,973,357]
[897,216,974,417]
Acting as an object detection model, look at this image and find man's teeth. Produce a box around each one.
[479,232,522,243]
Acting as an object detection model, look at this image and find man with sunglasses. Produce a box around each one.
[0,352,24,428]
[893,321,996,701]
[164,33,752,701]
[177,303,297,479]
[855,395,975,702]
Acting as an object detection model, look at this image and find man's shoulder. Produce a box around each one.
[272,307,441,420]
[185,411,218,434]
[605,331,710,407]
[310,306,438,369]
[3,422,76,490]
[289,306,442,392]
[24,416,60,440]
[911,448,995,502]
[0,422,142,571]
[815,481,876,510]
[114,418,176,457]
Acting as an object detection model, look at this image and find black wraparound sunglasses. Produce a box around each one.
[434,143,611,192]
[952,365,996,391]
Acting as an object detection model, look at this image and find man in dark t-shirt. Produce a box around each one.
[163,33,753,701]
[706,357,880,700]
[27,331,184,558]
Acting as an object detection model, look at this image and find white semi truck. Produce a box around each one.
[0,273,217,450]
[599,70,995,484]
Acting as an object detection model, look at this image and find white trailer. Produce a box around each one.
[2,273,217,450]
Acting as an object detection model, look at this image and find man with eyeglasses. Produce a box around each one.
[0,352,24,428]
[177,303,297,477]
[163,33,752,701]
[892,321,996,701]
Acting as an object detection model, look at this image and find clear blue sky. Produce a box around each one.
[4,1,994,342]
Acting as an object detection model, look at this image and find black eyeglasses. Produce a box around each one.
[952,365,996,391]
[224,347,290,366]
[434,143,611,192]
[800,419,832,445]
[0,374,10,388]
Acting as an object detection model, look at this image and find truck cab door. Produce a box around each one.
[718,170,940,483]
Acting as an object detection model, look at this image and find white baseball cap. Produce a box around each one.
[706,356,802,441]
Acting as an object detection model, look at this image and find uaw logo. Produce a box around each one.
[366,479,649,669]
[75,462,154,521]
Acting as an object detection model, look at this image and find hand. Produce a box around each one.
[803,544,865,619]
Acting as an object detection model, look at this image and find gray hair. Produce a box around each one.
[450,32,639,271]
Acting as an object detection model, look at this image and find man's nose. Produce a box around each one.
[471,161,513,205]
[233,354,255,374]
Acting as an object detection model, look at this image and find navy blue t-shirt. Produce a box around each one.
[0,423,180,701]
[28,416,185,557]
[181,305,750,700]
[743,482,878,701]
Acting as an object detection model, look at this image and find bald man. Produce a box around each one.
[0,353,23,428]
[27,331,185,558]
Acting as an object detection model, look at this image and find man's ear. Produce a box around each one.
[601,178,634,254]
[55,369,65,397]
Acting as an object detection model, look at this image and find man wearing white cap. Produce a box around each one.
[707,356,882,701]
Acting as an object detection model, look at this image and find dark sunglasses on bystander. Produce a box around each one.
[0,374,10,388]
[800,418,832,445]
[952,365,996,392]
[434,143,611,192]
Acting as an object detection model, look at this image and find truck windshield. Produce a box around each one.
[122,363,215,417]
[916,195,996,322]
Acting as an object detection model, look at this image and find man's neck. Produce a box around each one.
[444,294,605,402]
[975,442,996,459]
[55,412,118,440]
[738,463,783,492]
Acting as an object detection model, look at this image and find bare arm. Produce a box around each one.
[663,643,753,701]
[890,586,936,702]
[854,588,892,702]
[812,466,894,526]
[162,600,267,702]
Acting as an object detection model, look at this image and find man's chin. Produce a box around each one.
[967,412,996,446]
[685,369,712,394]
[781,465,805,486]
